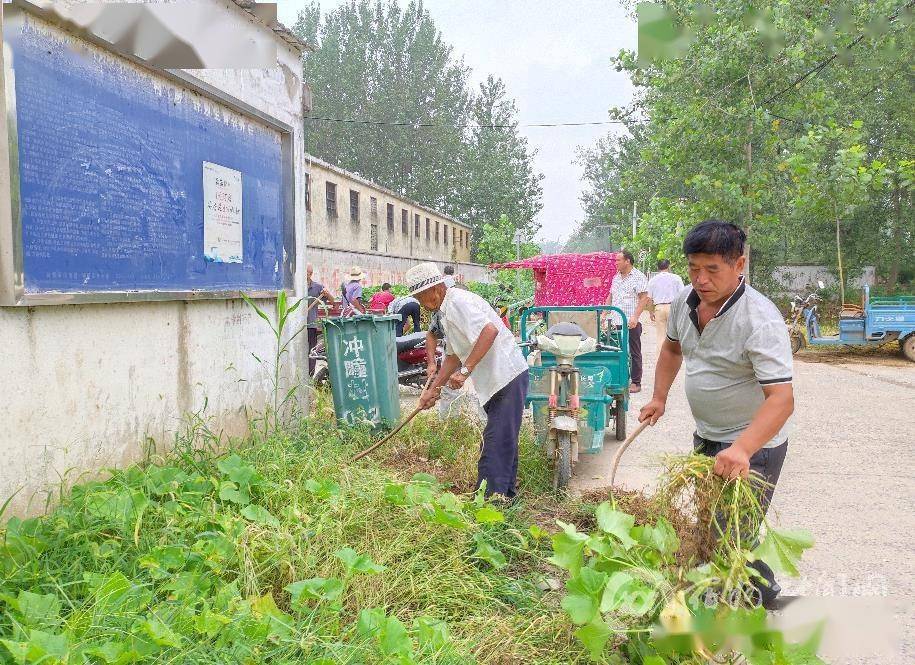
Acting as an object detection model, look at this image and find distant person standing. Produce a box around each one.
[647,259,684,354]
[608,250,649,393]
[368,283,396,311]
[443,264,466,289]
[388,295,422,336]
[341,266,366,316]
[306,264,335,376]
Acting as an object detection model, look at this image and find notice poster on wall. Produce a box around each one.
[203,162,243,263]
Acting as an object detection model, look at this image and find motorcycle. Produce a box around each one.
[309,331,443,389]
[786,291,821,354]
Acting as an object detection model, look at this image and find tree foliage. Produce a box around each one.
[574,0,914,292]
[293,1,543,259]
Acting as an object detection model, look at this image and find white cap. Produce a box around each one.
[405,262,447,296]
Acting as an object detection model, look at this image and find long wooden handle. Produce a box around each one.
[352,406,423,461]
[609,419,651,487]
[351,375,436,462]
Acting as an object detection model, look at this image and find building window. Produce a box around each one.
[459,229,464,247]
[370,224,378,251]
[370,196,378,218]
[453,227,457,246]
[349,190,359,222]
[305,173,311,212]
[402,209,408,234]
[387,203,394,231]
[425,217,430,241]
[414,213,420,237]
[443,224,448,245]
[435,220,440,243]
[326,182,337,218]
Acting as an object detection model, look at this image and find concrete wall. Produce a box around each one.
[305,156,473,264]
[771,265,876,293]
[307,245,492,292]
[0,2,309,517]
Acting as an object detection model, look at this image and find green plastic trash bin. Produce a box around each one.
[322,314,402,428]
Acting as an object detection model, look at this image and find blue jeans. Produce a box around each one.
[478,370,529,497]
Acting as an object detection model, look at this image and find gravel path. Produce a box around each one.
[572,316,915,664]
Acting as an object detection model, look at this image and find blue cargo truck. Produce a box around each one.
[788,284,915,361]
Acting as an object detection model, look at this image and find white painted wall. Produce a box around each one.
[771,265,876,294]
[0,2,309,517]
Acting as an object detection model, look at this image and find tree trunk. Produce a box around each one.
[887,185,903,291]
[836,216,845,304]
[744,118,753,284]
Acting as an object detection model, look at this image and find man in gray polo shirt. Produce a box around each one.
[639,220,794,608]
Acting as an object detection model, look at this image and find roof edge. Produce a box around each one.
[230,0,313,53]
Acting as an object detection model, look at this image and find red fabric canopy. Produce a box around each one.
[491,252,618,306]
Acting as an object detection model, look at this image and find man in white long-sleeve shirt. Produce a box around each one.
[409,263,529,498]
[647,259,684,353]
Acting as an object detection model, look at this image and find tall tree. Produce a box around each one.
[574,0,914,291]
[293,1,543,259]
[460,76,544,248]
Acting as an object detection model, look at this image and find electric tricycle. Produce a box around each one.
[519,305,630,490]
[788,283,915,362]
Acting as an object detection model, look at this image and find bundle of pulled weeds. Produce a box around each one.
[573,454,770,567]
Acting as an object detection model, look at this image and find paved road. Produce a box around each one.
[573,317,915,663]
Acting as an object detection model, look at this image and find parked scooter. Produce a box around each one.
[525,322,619,490]
[310,332,443,389]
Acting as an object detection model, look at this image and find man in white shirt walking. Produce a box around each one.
[410,263,529,498]
[647,259,684,354]
[608,250,649,392]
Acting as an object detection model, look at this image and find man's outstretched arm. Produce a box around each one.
[638,337,682,425]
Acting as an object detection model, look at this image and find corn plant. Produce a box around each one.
[242,291,307,433]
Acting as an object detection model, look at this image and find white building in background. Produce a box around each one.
[304,155,489,288]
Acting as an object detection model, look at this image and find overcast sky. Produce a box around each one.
[277,0,637,243]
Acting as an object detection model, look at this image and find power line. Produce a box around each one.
[304,116,642,129]
[763,0,915,105]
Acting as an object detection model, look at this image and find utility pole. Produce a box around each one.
[631,201,638,239]
[744,74,755,284]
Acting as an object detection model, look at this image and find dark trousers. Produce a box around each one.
[479,370,529,498]
[694,434,788,602]
[395,302,421,336]
[616,323,643,385]
[307,327,319,376]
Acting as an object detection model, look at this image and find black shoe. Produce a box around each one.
[754,579,782,610]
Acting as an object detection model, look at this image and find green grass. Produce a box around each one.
[0,394,819,664]
[0,394,589,664]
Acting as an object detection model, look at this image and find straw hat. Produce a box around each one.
[405,262,447,296]
[347,265,366,281]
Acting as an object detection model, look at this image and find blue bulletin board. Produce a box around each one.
[1,9,295,305]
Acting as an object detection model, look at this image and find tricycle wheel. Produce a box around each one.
[553,431,572,491]
[901,334,915,363]
[614,399,627,441]
[790,331,804,354]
